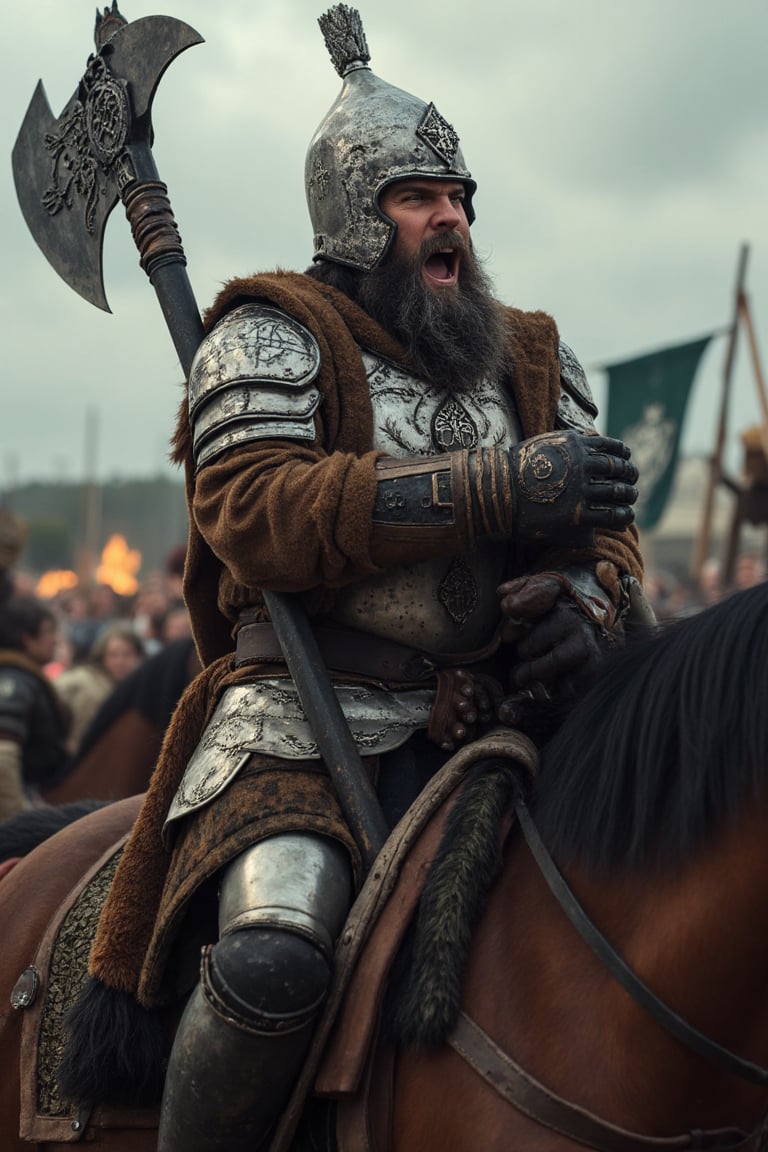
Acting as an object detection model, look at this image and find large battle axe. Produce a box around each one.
[12,7,388,869]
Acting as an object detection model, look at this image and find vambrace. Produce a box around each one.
[369,448,516,567]
[369,431,637,567]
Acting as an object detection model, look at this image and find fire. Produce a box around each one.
[36,534,142,598]
[36,570,79,598]
[96,534,142,595]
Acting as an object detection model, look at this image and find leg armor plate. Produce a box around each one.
[158,833,352,1152]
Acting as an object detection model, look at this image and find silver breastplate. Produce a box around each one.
[331,352,522,654]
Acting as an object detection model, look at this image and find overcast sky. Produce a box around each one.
[3,0,768,488]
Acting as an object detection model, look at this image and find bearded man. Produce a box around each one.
[60,7,644,1151]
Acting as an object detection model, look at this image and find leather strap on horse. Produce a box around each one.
[234,615,501,681]
[513,797,768,1087]
[448,1012,758,1152]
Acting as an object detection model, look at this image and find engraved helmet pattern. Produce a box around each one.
[306,4,476,271]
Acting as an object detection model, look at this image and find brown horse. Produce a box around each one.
[42,637,200,805]
[4,584,768,1149]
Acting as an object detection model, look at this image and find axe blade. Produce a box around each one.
[13,79,117,311]
[12,16,203,313]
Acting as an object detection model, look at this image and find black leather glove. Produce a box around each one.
[507,432,638,541]
[496,569,621,729]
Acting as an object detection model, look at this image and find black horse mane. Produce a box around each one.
[0,799,109,860]
[530,582,768,875]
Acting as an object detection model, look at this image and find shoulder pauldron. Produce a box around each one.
[188,303,322,469]
[556,340,598,433]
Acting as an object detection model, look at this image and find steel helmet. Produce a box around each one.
[306,4,476,271]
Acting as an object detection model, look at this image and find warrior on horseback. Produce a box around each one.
[58,7,644,1150]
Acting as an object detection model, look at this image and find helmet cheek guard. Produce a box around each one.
[306,6,477,272]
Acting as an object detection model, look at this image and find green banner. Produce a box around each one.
[604,335,714,531]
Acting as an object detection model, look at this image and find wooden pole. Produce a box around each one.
[77,405,101,586]
[738,293,768,456]
[690,244,749,581]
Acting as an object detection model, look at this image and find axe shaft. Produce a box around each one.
[122,159,388,871]
[121,141,205,370]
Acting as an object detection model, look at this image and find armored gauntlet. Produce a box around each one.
[506,431,638,539]
[369,432,638,566]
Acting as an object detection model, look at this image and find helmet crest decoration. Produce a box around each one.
[306,4,476,271]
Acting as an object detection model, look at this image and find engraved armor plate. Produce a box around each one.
[194,411,321,470]
[330,353,520,651]
[188,304,321,420]
[193,381,321,451]
[189,304,323,468]
[362,352,519,457]
[165,680,434,826]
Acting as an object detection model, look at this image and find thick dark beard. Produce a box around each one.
[354,235,508,393]
[306,236,511,393]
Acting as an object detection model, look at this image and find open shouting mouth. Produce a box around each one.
[422,245,461,288]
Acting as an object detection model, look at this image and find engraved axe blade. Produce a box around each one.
[12,15,203,312]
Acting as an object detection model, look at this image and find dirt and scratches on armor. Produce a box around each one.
[165,681,434,828]
[438,558,479,626]
[187,304,322,469]
[308,6,475,270]
[556,340,598,432]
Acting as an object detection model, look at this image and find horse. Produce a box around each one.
[4,583,768,1150]
[41,637,200,805]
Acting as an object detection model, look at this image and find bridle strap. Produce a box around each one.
[449,1011,757,1152]
[513,797,768,1086]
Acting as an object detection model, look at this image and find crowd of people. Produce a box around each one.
[643,549,767,620]
[0,528,191,818]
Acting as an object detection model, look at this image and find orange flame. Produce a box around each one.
[96,534,142,595]
[36,534,143,599]
[36,570,79,598]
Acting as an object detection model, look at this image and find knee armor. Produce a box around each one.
[212,831,353,1023]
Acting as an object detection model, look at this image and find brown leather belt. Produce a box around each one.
[234,619,499,683]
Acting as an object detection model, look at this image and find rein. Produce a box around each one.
[447,796,768,1152]
[513,797,768,1087]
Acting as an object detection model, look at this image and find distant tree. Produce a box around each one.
[23,518,74,572]
[10,478,187,572]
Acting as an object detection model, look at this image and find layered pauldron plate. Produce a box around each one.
[556,340,598,433]
[188,304,322,469]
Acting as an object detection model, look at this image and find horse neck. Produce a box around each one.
[461,802,768,1135]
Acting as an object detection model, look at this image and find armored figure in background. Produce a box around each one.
[64,7,643,1150]
[0,575,70,815]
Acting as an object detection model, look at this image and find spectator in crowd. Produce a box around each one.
[54,622,146,754]
[0,574,70,815]
[164,544,187,604]
[158,602,192,646]
[734,550,765,590]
